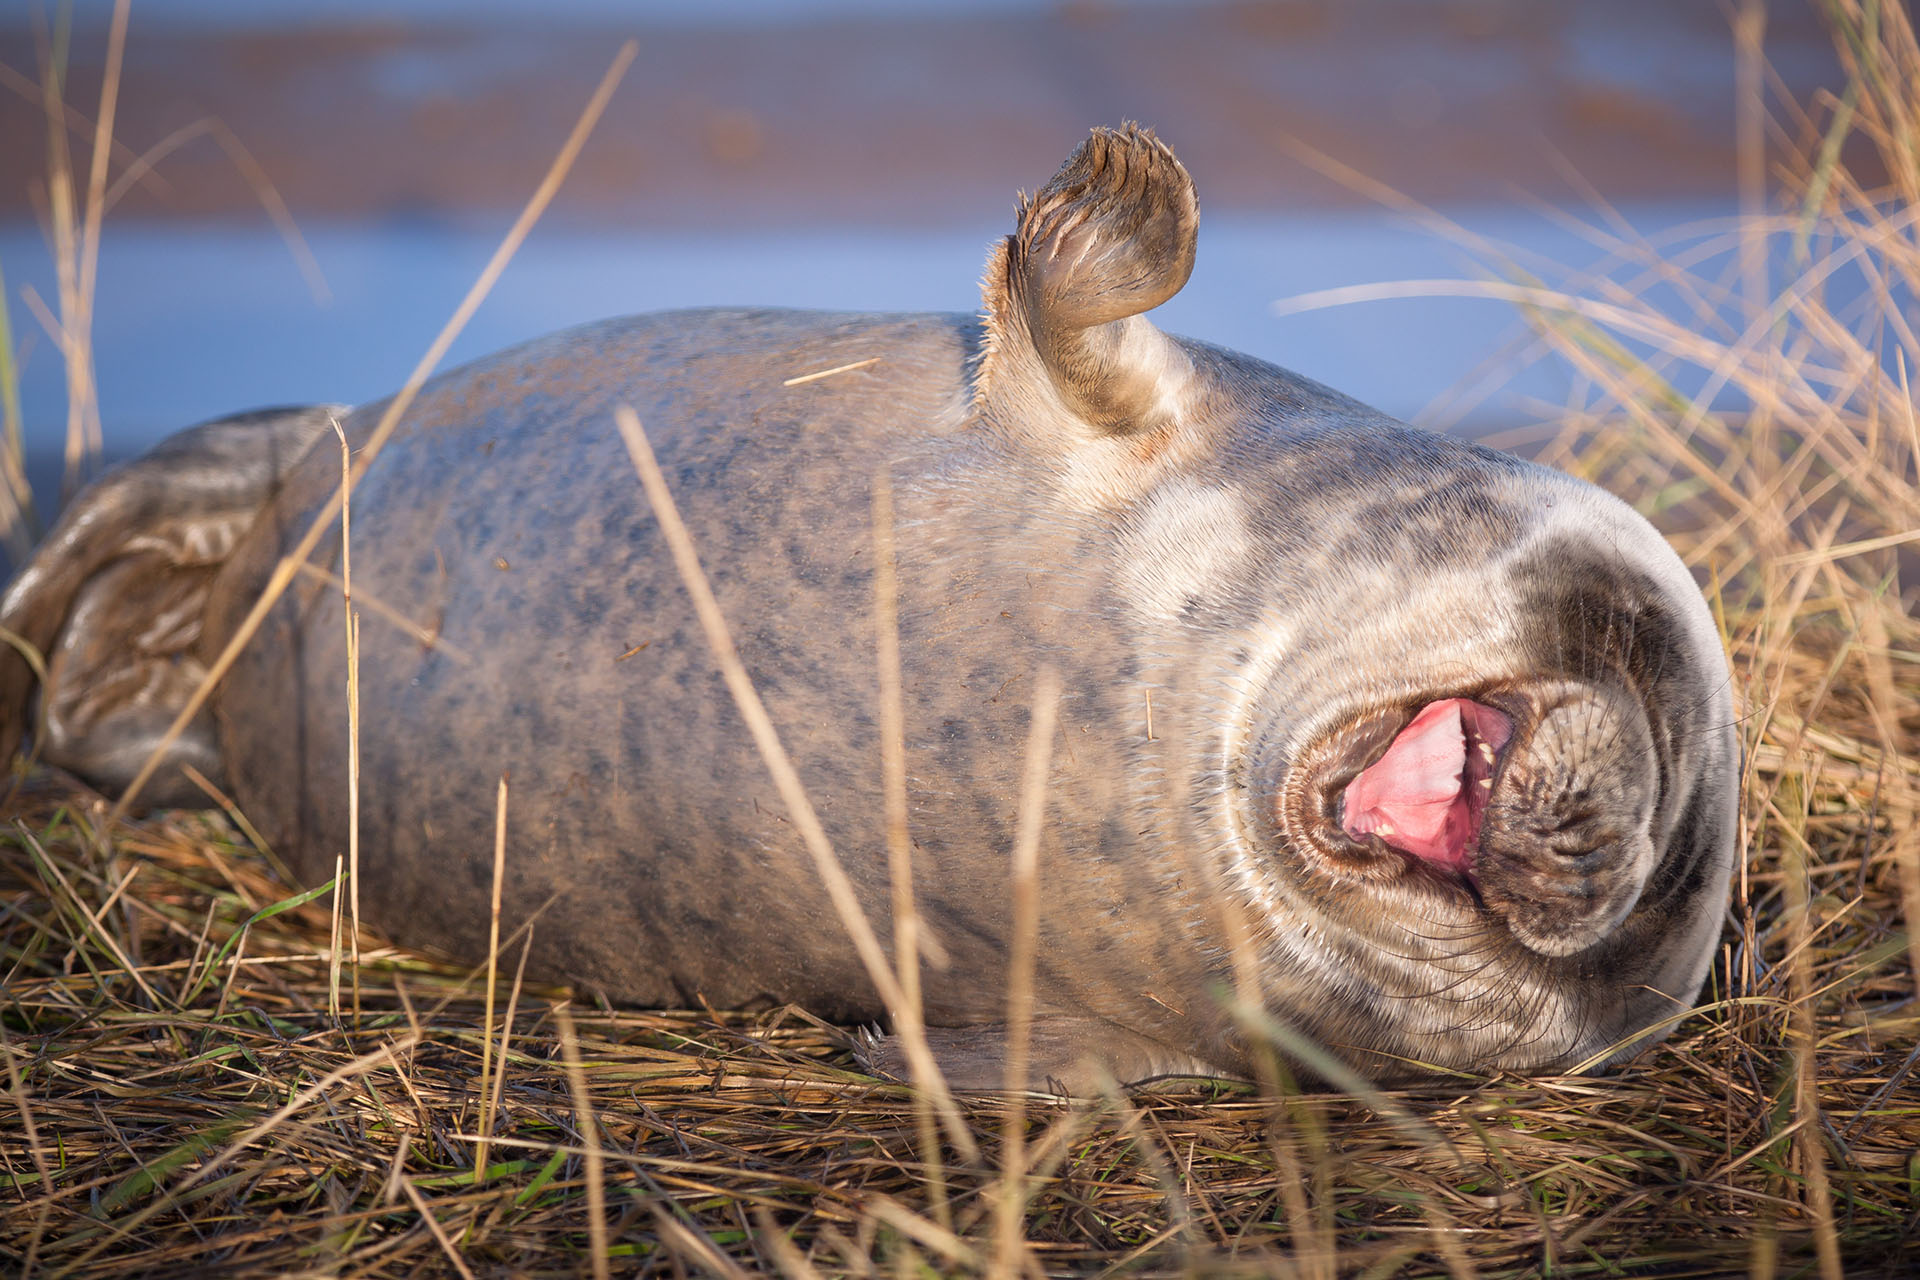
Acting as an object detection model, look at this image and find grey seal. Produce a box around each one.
[0,127,1738,1090]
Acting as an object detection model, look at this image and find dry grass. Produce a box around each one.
[4,2,1920,1276]
[0,784,1913,1278]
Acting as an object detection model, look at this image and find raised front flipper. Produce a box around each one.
[0,406,339,806]
[981,123,1200,437]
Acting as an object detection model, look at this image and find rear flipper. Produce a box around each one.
[0,406,340,806]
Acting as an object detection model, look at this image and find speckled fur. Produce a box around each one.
[3,129,1738,1092]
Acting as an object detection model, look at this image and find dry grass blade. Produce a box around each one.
[483,928,533,1172]
[292,561,474,662]
[106,116,330,304]
[755,1206,831,1280]
[334,414,364,1025]
[655,1208,757,1280]
[32,3,83,503]
[872,469,953,1228]
[992,667,1060,1280]
[0,256,36,564]
[326,851,342,1019]
[0,1019,53,1278]
[782,356,881,386]
[75,0,128,378]
[397,1175,480,1280]
[476,775,508,1182]
[555,1003,610,1280]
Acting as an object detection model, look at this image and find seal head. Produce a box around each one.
[893,124,1740,1083]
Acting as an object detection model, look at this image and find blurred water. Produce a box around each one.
[2,201,1736,514]
[134,0,1228,28]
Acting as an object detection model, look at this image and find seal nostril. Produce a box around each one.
[1529,805,1599,838]
[1550,826,1630,860]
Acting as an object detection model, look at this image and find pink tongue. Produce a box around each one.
[1341,699,1507,872]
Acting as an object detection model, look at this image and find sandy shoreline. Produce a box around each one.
[0,0,1849,229]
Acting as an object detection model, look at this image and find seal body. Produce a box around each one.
[1,128,1739,1089]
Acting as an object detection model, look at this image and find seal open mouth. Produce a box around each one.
[1339,699,1513,873]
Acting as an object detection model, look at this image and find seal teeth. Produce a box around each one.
[1338,697,1513,875]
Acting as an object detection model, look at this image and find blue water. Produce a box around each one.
[1,201,1736,508]
[126,0,1227,29]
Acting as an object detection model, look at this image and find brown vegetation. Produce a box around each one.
[2,2,1916,1275]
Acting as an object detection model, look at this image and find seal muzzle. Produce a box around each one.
[1288,678,1667,960]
